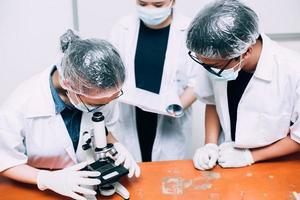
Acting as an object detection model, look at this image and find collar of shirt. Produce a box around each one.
[49,66,75,114]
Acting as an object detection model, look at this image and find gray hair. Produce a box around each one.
[186,0,259,59]
[58,29,125,97]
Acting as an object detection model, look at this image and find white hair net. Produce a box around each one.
[186,0,259,59]
[57,29,125,98]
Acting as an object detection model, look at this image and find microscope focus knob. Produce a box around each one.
[92,112,104,122]
[82,143,91,150]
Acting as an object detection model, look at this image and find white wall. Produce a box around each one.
[77,0,300,37]
[1,0,300,159]
[0,0,73,102]
[279,40,300,53]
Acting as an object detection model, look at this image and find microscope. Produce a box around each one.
[81,112,130,199]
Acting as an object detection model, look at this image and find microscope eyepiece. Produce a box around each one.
[92,112,105,122]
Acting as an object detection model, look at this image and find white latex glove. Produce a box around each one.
[193,143,219,170]
[218,142,254,168]
[82,185,97,200]
[37,161,101,200]
[113,142,141,178]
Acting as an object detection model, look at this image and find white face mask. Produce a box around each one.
[209,57,244,81]
[66,91,100,112]
[73,102,99,113]
[137,1,173,26]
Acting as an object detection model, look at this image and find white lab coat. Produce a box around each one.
[109,11,198,161]
[194,34,300,148]
[0,66,118,172]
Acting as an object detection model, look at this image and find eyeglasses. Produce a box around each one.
[114,89,124,99]
[188,51,233,77]
[77,89,124,112]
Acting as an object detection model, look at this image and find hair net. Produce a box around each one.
[186,0,259,59]
[57,29,126,98]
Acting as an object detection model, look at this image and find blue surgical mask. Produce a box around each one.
[137,2,172,26]
[209,58,244,81]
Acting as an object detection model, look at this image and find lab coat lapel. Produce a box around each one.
[116,16,142,161]
[252,34,275,82]
[65,146,77,164]
[123,16,140,90]
[24,66,57,118]
[159,12,186,94]
[214,81,232,141]
[76,112,94,163]
[56,115,78,164]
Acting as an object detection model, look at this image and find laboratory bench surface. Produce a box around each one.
[0,153,299,200]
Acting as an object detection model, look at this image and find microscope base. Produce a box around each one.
[99,184,116,196]
[99,182,130,200]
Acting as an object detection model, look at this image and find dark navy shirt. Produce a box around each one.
[227,70,253,141]
[134,20,170,94]
[134,21,170,162]
[49,67,82,151]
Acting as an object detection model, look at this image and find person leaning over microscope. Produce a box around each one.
[0,29,140,200]
[187,0,300,170]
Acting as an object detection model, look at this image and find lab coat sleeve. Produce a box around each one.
[102,101,119,134]
[194,68,216,105]
[108,20,124,54]
[183,55,199,89]
[108,24,120,47]
[0,109,28,172]
[176,27,199,89]
[290,80,300,144]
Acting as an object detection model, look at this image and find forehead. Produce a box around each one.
[195,53,227,63]
[83,87,120,98]
[79,88,120,104]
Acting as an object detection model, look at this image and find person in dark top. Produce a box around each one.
[187,0,300,170]
[110,0,198,162]
[134,21,170,161]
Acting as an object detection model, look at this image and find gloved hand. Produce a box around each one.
[37,161,101,200]
[193,143,219,170]
[113,142,141,178]
[218,142,254,168]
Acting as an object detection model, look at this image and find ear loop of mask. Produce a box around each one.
[65,91,80,105]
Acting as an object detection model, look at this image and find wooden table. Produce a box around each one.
[1,154,300,200]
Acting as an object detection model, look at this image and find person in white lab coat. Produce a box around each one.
[186,0,300,170]
[0,30,140,200]
[109,0,198,162]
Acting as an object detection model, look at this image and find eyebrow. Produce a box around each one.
[195,54,220,66]
[207,61,219,65]
[138,0,148,4]
[201,60,222,67]
[138,0,164,4]
[205,59,229,67]
[212,62,224,67]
